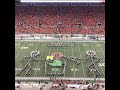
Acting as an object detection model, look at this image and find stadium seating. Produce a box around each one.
[15,6,105,34]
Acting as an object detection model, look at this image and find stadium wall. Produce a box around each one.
[15,34,105,41]
[15,77,105,81]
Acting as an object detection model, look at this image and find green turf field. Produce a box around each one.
[15,40,105,78]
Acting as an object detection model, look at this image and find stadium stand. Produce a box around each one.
[15,2,105,90]
[15,80,105,90]
[15,6,105,34]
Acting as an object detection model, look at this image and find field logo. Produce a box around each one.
[51,52,63,59]
[46,56,54,60]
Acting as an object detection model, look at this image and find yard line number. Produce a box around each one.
[15,68,40,71]
[52,68,59,71]
[71,68,79,71]
[21,47,28,49]
[98,63,105,66]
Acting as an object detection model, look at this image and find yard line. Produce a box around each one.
[90,42,105,77]
[97,42,105,57]
[57,44,58,52]
[63,46,66,77]
[96,42,105,72]
[15,40,21,45]
[44,43,51,77]
[32,44,47,75]
[15,40,21,49]
[18,41,40,67]
[78,42,86,78]
[71,42,75,77]
[16,41,39,75]
[15,40,28,59]
[49,45,51,55]
[15,40,31,75]
[56,44,59,76]
[34,44,47,77]
[17,41,36,66]
[83,42,96,78]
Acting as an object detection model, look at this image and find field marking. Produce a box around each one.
[17,41,37,66]
[71,68,79,71]
[56,44,59,75]
[33,68,40,71]
[97,42,105,57]
[57,43,65,74]
[35,44,48,77]
[15,44,20,46]
[90,42,105,77]
[21,47,28,49]
[32,42,45,77]
[28,44,34,46]
[15,68,22,71]
[16,41,39,75]
[98,63,105,66]
[15,41,28,59]
[83,42,96,78]
[15,40,21,46]
[44,43,52,77]
[97,42,105,72]
[49,44,51,55]
[34,44,47,77]
[71,42,75,77]
[78,43,86,78]
[52,68,59,71]
[63,46,66,77]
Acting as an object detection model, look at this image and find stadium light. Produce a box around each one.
[21,0,105,3]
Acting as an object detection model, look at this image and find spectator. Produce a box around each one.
[15,6,104,34]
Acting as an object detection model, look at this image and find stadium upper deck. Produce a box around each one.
[15,3,105,34]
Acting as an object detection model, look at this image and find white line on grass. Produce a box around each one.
[83,42,96,78]
[96,42,105,73]
[97,42,105,57]
[71,42,75,77]
[49,45,51,55]
[56,44,59,75]
[90,42,105,77]
[44,44,51,77]
[57,44,58,52]
[15,40,21,49]
[34,44,47,77]
[16,41,40,75]
[63,46,66,77]
[15,40,21,46]
[15,41,30,75]
[78,43,86,78]
[15,41,28,59]
[17,41,36,67]
[35,43,47,76]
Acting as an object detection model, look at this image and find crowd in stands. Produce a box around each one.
[15,79,105,90]
[15,6,105,34]
[51,79,105,90]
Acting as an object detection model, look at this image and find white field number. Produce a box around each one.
[71,68,79,71]
[16,47,21,48]
[98,63,105,66]
[15,44,20,45]
[21,47,28,49]
[52,68,59,71]
[32,68,40,71]
[15,68,22,71]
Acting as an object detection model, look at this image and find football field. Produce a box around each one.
[15,40,105,78]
